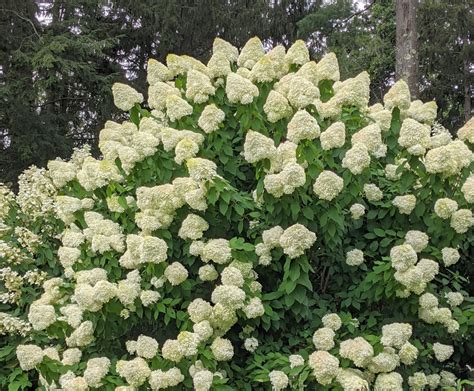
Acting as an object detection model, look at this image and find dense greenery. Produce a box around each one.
[0,35,473,390]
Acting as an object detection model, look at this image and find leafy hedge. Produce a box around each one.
[0,37,473,391]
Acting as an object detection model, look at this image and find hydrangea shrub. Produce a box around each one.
[1,36,473,390]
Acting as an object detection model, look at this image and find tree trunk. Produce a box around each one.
[463,36,472,122]
[395,0,419,98]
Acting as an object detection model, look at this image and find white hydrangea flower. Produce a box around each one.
[116,357,151,387]
[140,290,160,307]
[250,45,287,83]
[198,264,219,281]
[198,104,225,133]
[350,203,365,219]
[174,137,199,165]
[287,109,320,143]
[461,174,474,203]
[368,348,400,373]
[345,249,364,266]
[211,337,234,361]
[322,313,342,331]
[313,170,343,201]
[186,158,217,181]
[226,72,259,104]
[445,291,463,307]
[148,82,181,111]
[287,76,320,109]
[84,357,110,388]
[336,368,369,391]
[441,247,460,267]
[149,368,185,390]
[408,372,428,391]
[62,348,82,366]
[407,100,437,124]
[161,339,184,363]
[374,372,403,391]
[339,337,374,367]
[221,266,244,287]
[363,185,385,204]
[243,130,276,163]
[285,40,309,65]
[398,118,431,155]
[16,344,44,370]
[450,209,474,233]
[404,230,429,253]
[434,198,458,219]
[392,194,416,215]
[213,37,239,63]
[243,297,265,318]
[440,370,457,387]
[433,342,454,362]
[457,116,474,143]
[279,224,316,259]
[187,298,212,323]
[390,244,418,272]
[134,335,159,359]
[384,80,411,111]
[289,354,304,368]
[119,234,168,269]
[211,285,246,310]
[201,238,232,264]
[166,54,208,76]
[380,323,412,348]
[425,140,473,176]
[295,60,318,85]
[193,320,213,341]
[66,321,95,347]
[398,341,418,365]
[342,143,371,175]
[368,104,392,132]
[28,303,56,331]
[164,262,188,285]
[112,83,143,111]
[263,90,293,123]
[315,52,340,82]
[308,350,339,385]
[61,376,89,391]
[313,327,335,351]
[193,369,214,391]
[351,123,383,155]
[419,292,439,308]
[147,58,173,84]
[47,159,77,188]
[208,51,231,78]
[333,71,370,109]
[244,337,259,352]
[179,214,209,240]
[269,370,289,391]
[177,331,200,356]
[320,121,346,150]
[186,70,215,103]
[237,37,265,69]
[166,94,193,122]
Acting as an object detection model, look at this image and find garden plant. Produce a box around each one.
[0,37,473,390]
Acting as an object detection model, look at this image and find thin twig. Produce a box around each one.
[341,0,376,25]
[0,8,42,41]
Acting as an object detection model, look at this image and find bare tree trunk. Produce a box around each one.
[463,36,472,122]
[395,0,419,98]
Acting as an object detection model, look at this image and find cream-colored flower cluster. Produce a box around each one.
[306,319,426,390]
[256,223,316,264]
[418,292,459,333]
[99,120,160,173]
